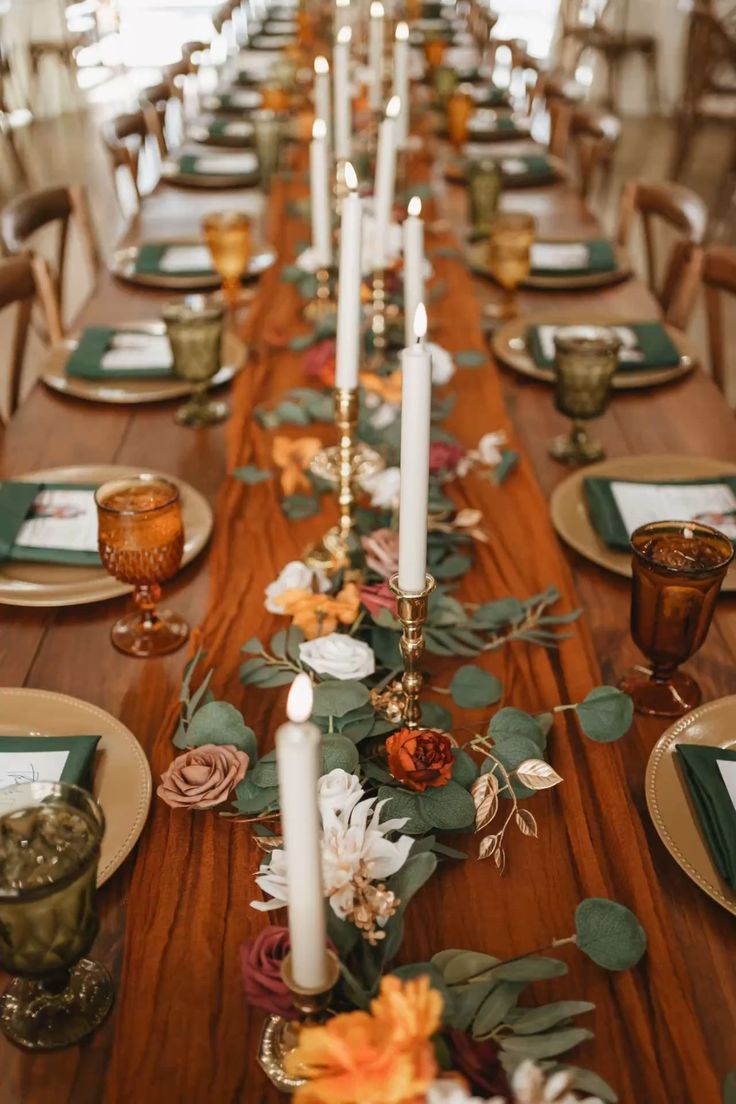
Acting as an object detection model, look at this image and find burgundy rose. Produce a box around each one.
[428,440,467,475]
[360,581,395,619]
[240,926,299,1020]
[361,528,400,579]
[157,744,248,810]
[303,338,336,386]
[443,1029,508,1097]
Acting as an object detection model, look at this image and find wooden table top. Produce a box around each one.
[1,150,735,1104]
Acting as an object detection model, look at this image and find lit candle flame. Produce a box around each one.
[337,24,352,44]
[413,303,427,341]
[407,195,421,217]
[314,55,329,75]
[370,0,384,15]
[287,673,314,724]
[344,161,358,191]
[312,118,327,140]
[395,20,409,41]
[386,95,400,119]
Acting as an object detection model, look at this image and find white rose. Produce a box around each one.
[318,769,364,818]
[477,430,507,467]
[370,402,400,430]
[264,560,329,614]
[361,466,401,509]
[299,633,376,680]
[426,342,456,386]
[294,246,321,273]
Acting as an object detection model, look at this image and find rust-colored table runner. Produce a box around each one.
[104,171,720,1103]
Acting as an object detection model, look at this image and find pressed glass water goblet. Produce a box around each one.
[467,158,502,235]
[95,475,188,657]
[432,64,458,106]
[253,108,283,190]
[549,325,621,464]
[619,520,733,716]
[202,211,252,309]
[0,781,114,1051]
[486,211,536,319]
[163,295,226,426]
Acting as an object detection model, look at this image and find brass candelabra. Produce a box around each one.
[258,949,340,1091]
[370,268,388,354]
[388,573,437,729]
[303,266,336,322]
[305,387,384,571]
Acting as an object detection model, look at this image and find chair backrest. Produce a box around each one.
[0,253,62,423]
[102,109,159,213]
[138,80,179,157]
[0,185,100,321]
[700,244,736,395]
[548,101,620,199]
[681,5,736,111]
[617,179,709,325]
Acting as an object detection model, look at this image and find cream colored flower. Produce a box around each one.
[426,342,456,385]
[361,466,401,509]
[265,560,330,614]
[299,632,375,680]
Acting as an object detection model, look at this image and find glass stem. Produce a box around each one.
[569,419,589,449]
[505,286,517,317]
[42,969,71,995]
[134,583,162,630]
[223,276,240,310]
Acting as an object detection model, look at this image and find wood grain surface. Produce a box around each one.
[0,134,734,1104]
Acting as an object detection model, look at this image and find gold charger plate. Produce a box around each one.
[445,152,568,188]
[0,687,152,887]
[161,159,261,190]
[549,453,736,593]
[41,320,245,404]
[111,238,276,291]
[646,696,736,915]
[0,463,212,608]
[468,237,632,291]
[492,310,697,390]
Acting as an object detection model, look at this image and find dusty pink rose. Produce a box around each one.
[157,744,249,810]
[240,926,298,1020]
[428,440,466,475]
[361,528,400,579]
[360,581,395,619]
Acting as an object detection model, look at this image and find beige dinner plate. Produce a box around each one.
[161,159,260,190]
[0,463,212,607]
[111,238,276,291]
[492,310,697,390]
[0,688,151,887]
[646,696,736,915]
[41,320,245,404]
[468,237,632,291]
[550,453,736,593]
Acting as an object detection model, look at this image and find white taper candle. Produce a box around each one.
[333,25,352,161]
[368,1,385,113]
[372,94,400,270]
[398,303,432,594]
[313,56,331,144]
[402,195,425,348]
[393,21,410,149]
[335,161,363,390]
[310,119,332,267]
[276,674,329,991]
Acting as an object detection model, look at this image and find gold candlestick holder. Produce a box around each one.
[303,266,336,322]
[258,949,341,1091]
[370,267,387,353]
[304,387,384,571]
[388,573,437,728]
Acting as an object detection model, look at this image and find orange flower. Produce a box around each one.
[275,583,360,639]
[286,976,441,1104]
[360,371,403,406]
[385,728,455,792]
[272,436,323,496]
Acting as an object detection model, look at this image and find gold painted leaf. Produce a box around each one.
[515,809,538,838]
[494,846,506,874]
[254,835,283,853]
[514,759,563,790]
[471,773,499,830]
[478,832,498,860]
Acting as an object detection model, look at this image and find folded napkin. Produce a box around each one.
[582,475,736,551]
[0,735,100,795]
[526,322,681,372]
[178,152,259,177]
[135,243,214,277]
[500,154,553,180]
[66,327,174,379]
[676,744,736,889]
[209,118,254,140]
[469,85,511,106]
[214,90,263,110]
[0,481,101,564]
[530,239,616,276]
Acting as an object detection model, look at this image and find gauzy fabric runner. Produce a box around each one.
[104,161,720,1104]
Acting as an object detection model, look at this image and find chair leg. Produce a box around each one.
[605,53,619,112]
[645,44,660,114]
[0,117,28,183]
[670,110,694,180]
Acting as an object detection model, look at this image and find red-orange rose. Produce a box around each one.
[385,728,454,792]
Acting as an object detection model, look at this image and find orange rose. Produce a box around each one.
[272,436,323,496]
[275,583,360,639]
[385,728,454,792]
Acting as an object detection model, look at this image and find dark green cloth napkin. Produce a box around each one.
[582,475,736,551]
[0,735,100,791]
[676,743,736,889]
[500,155,553,181]
[526,321,681,372]
[66,327,173,380]
[0,481,101,565]
[530,239,616,277]
[134,242,214,277]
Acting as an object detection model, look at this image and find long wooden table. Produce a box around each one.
[1,140,735,1104]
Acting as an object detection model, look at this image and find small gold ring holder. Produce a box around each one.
[303,267,336,323]
[258,949,341,1092]
[304,387,384,571]
[388,572,437,729]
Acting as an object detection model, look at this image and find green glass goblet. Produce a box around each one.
[549,325,621,464]
[253,109,283,190]
[163,295,227,427]
[467,158,502,237]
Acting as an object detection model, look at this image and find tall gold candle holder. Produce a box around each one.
[388,573,437,728]
[370,268,388,353]
[303,266,336,322]
[305,387,384,571]
[258,949,341,1091]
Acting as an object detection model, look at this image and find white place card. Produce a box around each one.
[610,480,736,540]
[159,245,214,273]
[531,242,589,271]
[533,325,640,364]
[101,333,173,372]
[223,90,263,109]
[469,109,499,131]
[221,121,254,137]
[716,759,736,814]
[500,157,528,175]
[0,750,70,812]
[194,153,258,175]
[15,489,99,552]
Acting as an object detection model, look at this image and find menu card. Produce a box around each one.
[15,488,99,553]
[188,153,259,175]
[159,245,214,274]
[101,332,173,372]
[531,243,589,270]
[0,735,100,811]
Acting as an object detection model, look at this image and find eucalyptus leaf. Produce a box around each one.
[500,1028,593,1060]
[377,786,432,835]
[492,956,568,982]
[562,1066,618,1103]
[449,980,496,1031]
[433,552,473,580]
[281,493,320,520]
[321,735,359,774]
[421,701,454,731]
[455,349,486,368]
[248,758,279,789]
[241,636,263,655]
[471,597,524,629]
[417,780,476,830]
[489,707,546,751]
[492,448,519,485]
[312,679,370,717]
[511,1001,595,1035]
[443,950,499,985]
[327,910,361,959]
[185,701,257,758]
[232,465,273,484]
[450,665,503,709]
[575,686,634,743]
[451,748,480,788]
[288,333,315,351]
[233,777,279,814]
[386,851,437,912]
[574,898,647,971]
[473,982,525,1037]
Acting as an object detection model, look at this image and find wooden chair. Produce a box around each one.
[549,100,621,201]
[0,253,63,423]
[0,185,100,334]
[102,110,161,213]
[138,78,182,158]
[699,244,736,396]
[616,179,708,329]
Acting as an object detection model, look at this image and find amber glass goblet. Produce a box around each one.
[424,36,446,68]
[163,295,226,427]
[486,211,535,319]
[202,211,252,309]
[447,89,473,148]
[95,475,188,657]
[0,781,114,1051]
[620,520,733,716]
[549,325,621,464]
